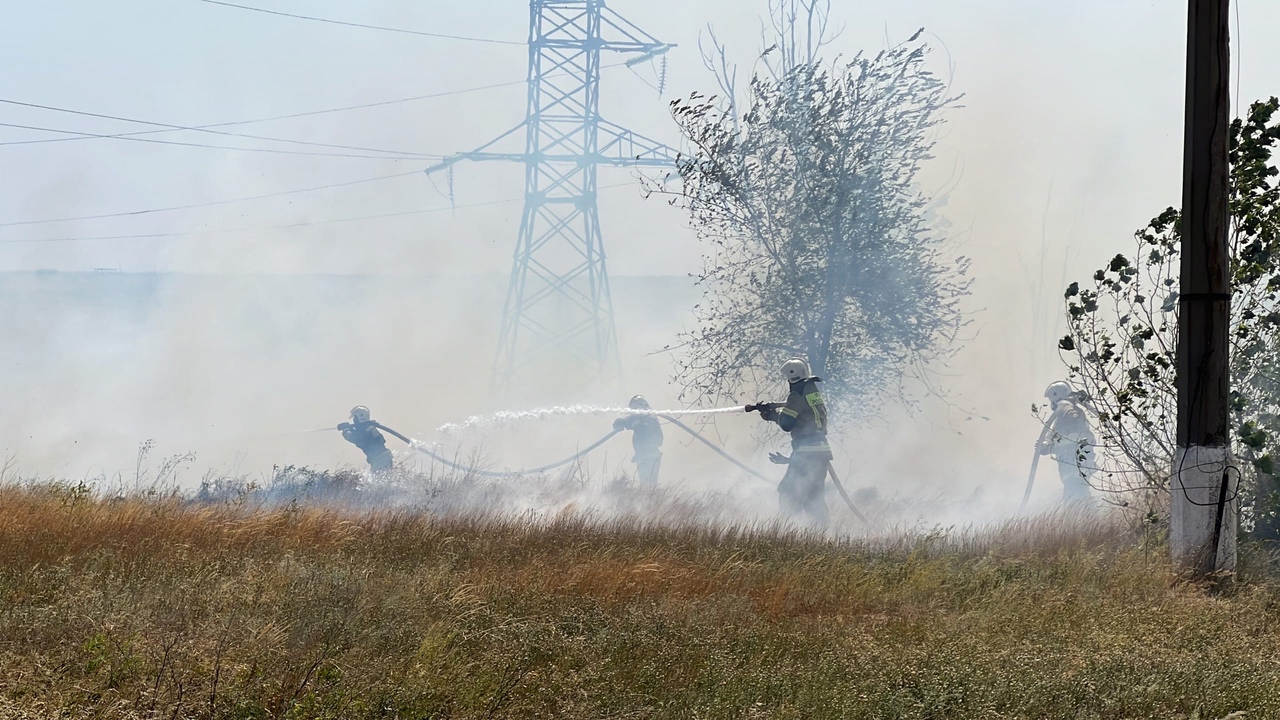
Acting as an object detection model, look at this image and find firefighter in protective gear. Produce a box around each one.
[1038,382,1096,503]
[613,395,663,486]
[757,358,832,527]
[338,405,394,474]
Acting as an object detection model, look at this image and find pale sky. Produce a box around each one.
[5,1,1277,280]
[6,0,1271,369]
[2,1,1278,490]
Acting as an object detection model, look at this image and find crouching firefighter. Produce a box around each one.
[748,358,832,527]
[613,395,664,486]
[338,406,394,474]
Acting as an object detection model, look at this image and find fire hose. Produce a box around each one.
[658,414,772,484]
[1021,402,1100,514]
[364,416,868,525]
[372,422,621,478]
[1019,421,1054,514]
[825,463,871,526]
[661,414,870,524]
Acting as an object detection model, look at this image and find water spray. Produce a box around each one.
[281,427,340,436]
[433,404,748,435]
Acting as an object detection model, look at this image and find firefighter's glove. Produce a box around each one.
[769,452,792,465]
[337,423,353,431]
[613,418,626,432]
[759,407,779,422]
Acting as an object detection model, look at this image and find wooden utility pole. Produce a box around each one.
[1171,0,1235,576]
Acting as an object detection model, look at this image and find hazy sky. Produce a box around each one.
[2,1,1279,494]
[3,1,1277,279]
[5,0,1274,364]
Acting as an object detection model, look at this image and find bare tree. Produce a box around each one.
[652,19,969,421]
[698,30,738,117]
[759,0,839,79]
[699,0,841,117]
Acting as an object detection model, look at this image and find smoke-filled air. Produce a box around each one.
[3,0,1280,717]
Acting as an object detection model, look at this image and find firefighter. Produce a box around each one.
[613,395,664,486]
[1038,382,1096,503]
[338,406,394,474]
[755,358,832,527]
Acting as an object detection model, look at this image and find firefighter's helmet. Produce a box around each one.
[781,358,812,383]
[1044,382,1073,405]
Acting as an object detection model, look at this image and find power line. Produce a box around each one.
[196,0,525,46]
[0,78,531,148]
[0,60,634,151]
[0,201,511,244]
[0,98,441,159]
[0,182,637,244]
[0,171,422,228]
[0,121,423,161]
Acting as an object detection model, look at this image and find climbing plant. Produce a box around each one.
[1059,98,1280,534]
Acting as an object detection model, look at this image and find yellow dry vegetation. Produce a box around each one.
[0,483,1277,719]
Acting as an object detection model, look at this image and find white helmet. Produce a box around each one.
[781,358,812,383]
[628,395,650,410]
[1044,382,1073,405]
[350,406,372,423]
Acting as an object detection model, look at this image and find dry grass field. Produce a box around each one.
[1,478,1277,719]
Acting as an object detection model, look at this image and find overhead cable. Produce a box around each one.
[0,171,422,228]
[0,61,635,150]
[0,182,637,244]
[0,80,528,148]
[0,99,440,159]
[0,198,512,244]
[196,0,525,45]
[0,120,424,161]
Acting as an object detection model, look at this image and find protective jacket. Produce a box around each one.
[760,377,832,527]
[766,378,832,457]
[614,414,664,454]
[614,414,663,485]
[1040,399,1096,502]
[1043,399,1095,453]
[340,421,394,472]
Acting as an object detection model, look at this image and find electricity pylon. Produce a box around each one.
[426,0,676,393]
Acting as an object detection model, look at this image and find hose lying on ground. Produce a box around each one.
[662,415,870,525]
[375,422,621,478]
[824,463,871,526]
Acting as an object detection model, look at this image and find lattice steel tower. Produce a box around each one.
[427,0,675,391]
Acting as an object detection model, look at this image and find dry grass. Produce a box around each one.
[1,481,1278,719]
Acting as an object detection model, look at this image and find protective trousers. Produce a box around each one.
[778,453,829,527]
[368,448,394,474]
[634,450,662,487]
[1054,441,1095,505]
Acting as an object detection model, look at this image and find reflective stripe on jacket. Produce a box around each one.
[776,378,830,453]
